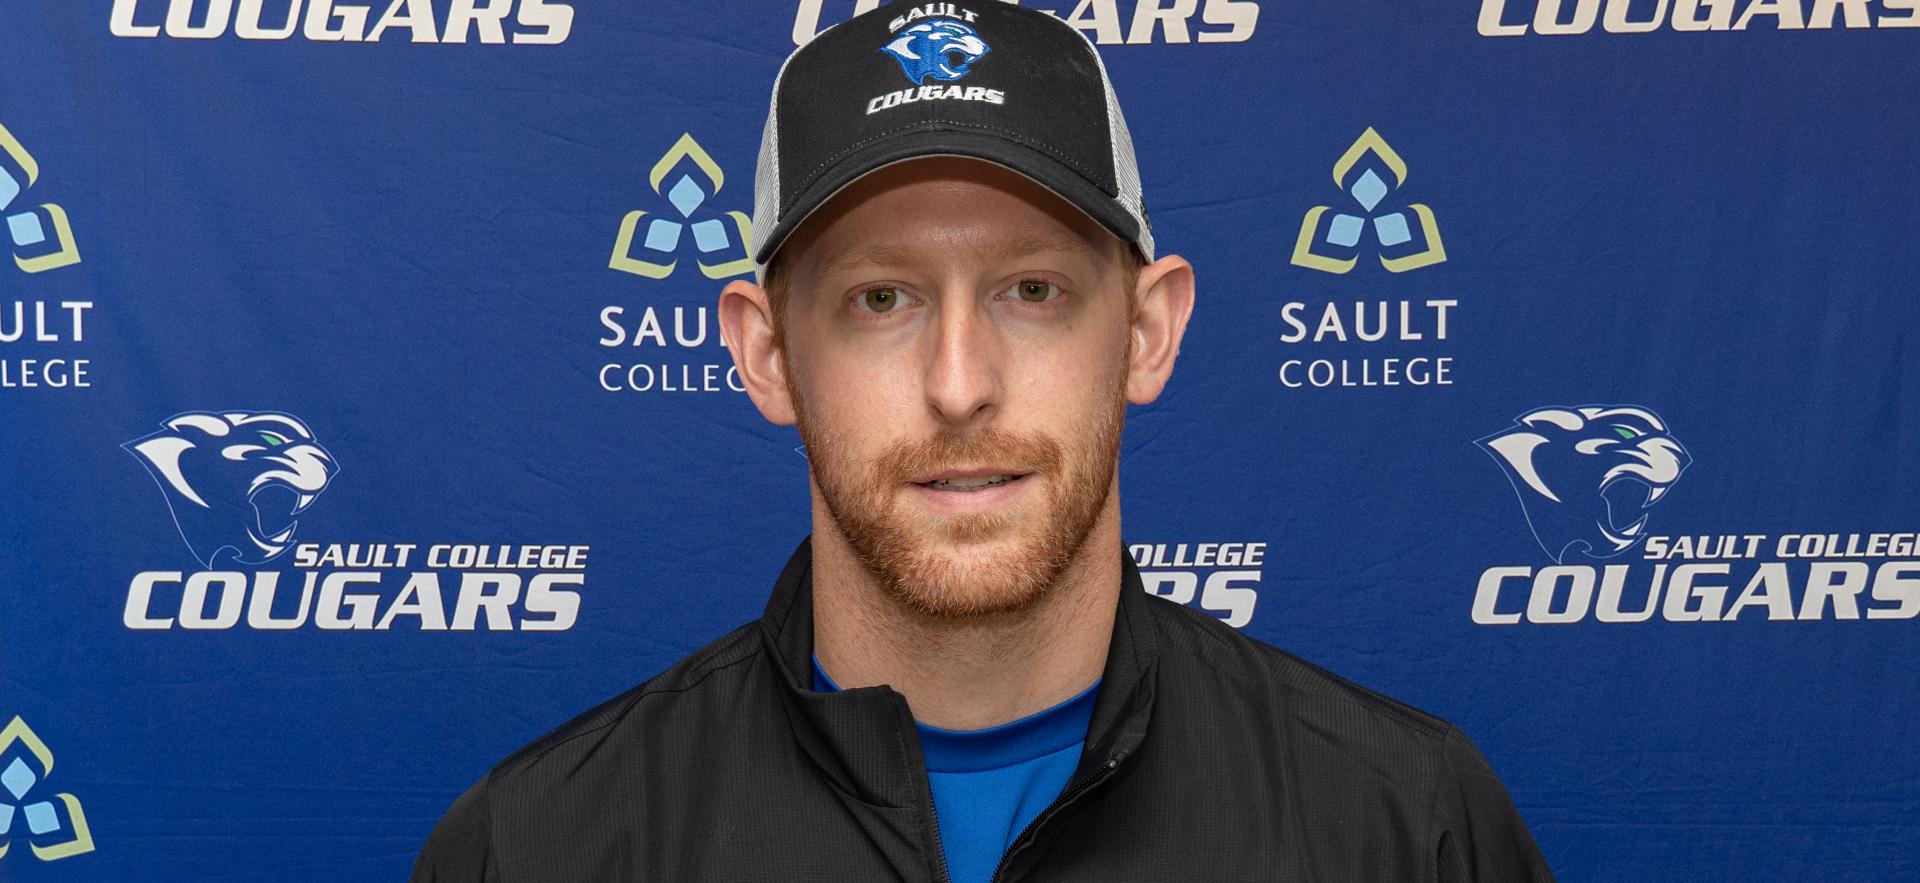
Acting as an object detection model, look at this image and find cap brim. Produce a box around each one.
[753,127,1142,269]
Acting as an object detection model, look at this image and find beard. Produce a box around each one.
[796,384,1125,620]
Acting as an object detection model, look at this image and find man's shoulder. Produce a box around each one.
[413,622,769,880]
[495,620,765,779]
[424,621,763,818]
[1140,595,1552,880]
[1143,592,1457,750]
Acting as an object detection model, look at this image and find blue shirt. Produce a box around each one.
[812,660,1099,883]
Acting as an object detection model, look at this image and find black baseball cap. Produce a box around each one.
[750,2,1154,278]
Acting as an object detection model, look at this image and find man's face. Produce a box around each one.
[777,158,1134,618]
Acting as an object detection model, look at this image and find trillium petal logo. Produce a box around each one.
[0,717,95,862]
[1478,405,1692,563]
[609,134,754,281]
[0,121,82,274]
[1290,127,1446,275]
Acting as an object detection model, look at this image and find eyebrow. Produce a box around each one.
[819,243,915,279]
[816,231,1099,280]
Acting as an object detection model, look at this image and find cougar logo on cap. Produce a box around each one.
[881,20,989,85]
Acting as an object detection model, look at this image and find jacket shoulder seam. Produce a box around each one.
[1152,596,1455,739]
[494,626,762,773]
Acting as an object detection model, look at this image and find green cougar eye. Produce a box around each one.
[1613,426,1639,441]
[260,431,289,447]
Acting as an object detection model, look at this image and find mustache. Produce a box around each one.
[878,427,1063,485]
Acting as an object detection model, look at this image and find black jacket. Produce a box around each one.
[414,541,1554,881]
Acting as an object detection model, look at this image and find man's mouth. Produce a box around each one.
[913,471,1031,492]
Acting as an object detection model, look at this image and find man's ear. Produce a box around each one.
[719,279,797,426]
[1125,254,1196,405]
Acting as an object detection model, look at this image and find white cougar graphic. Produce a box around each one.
[1478,405,1691,563]
[126,411,338,566]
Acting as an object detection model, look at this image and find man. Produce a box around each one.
[415,3,1553,880]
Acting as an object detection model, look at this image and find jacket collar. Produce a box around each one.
[757,537,1161,802]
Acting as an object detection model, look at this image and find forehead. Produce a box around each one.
[781,157,1120,279]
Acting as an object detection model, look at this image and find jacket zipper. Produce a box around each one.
[905,688,953,883]
[929,784,954,883]
[985,751,1128,883]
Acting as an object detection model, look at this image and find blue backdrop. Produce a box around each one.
[2,0,1916,879]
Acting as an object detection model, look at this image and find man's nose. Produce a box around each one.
[923,292,1004,427]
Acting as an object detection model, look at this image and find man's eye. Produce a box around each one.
[1008,280,1059,303]
[857,287,906,313]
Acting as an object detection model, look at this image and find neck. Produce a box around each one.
[810,485,1122,730]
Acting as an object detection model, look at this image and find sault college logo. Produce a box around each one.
[600,134,749,394]
[865,6,1006,116]
[1277,127,1459,391]
[1478,0,1919,37]
[881,15,990,83]
[3,119,96,391]
[1471,404,1920,626]
[1132,541,1270,628]
[109,0,574,44]
[1,122,81,274]
[1478,405,1691,563]
[610,134,752,282]
[0,716,96,863]
[126,411,338,567]
[123,409,591,632]
[1290,127,1445,275]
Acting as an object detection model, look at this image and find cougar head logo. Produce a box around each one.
[125,411,338,567]
[1478,405,1691,563]
[881,20,990,85]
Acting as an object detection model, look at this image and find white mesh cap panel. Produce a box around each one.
[1077,29,1154,262]
[750,52,795,282]
[1102,78,1152,261]
[750,117,779,282]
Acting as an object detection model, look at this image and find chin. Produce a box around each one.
[861,512,1072,618]
[878,546,1055,619]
